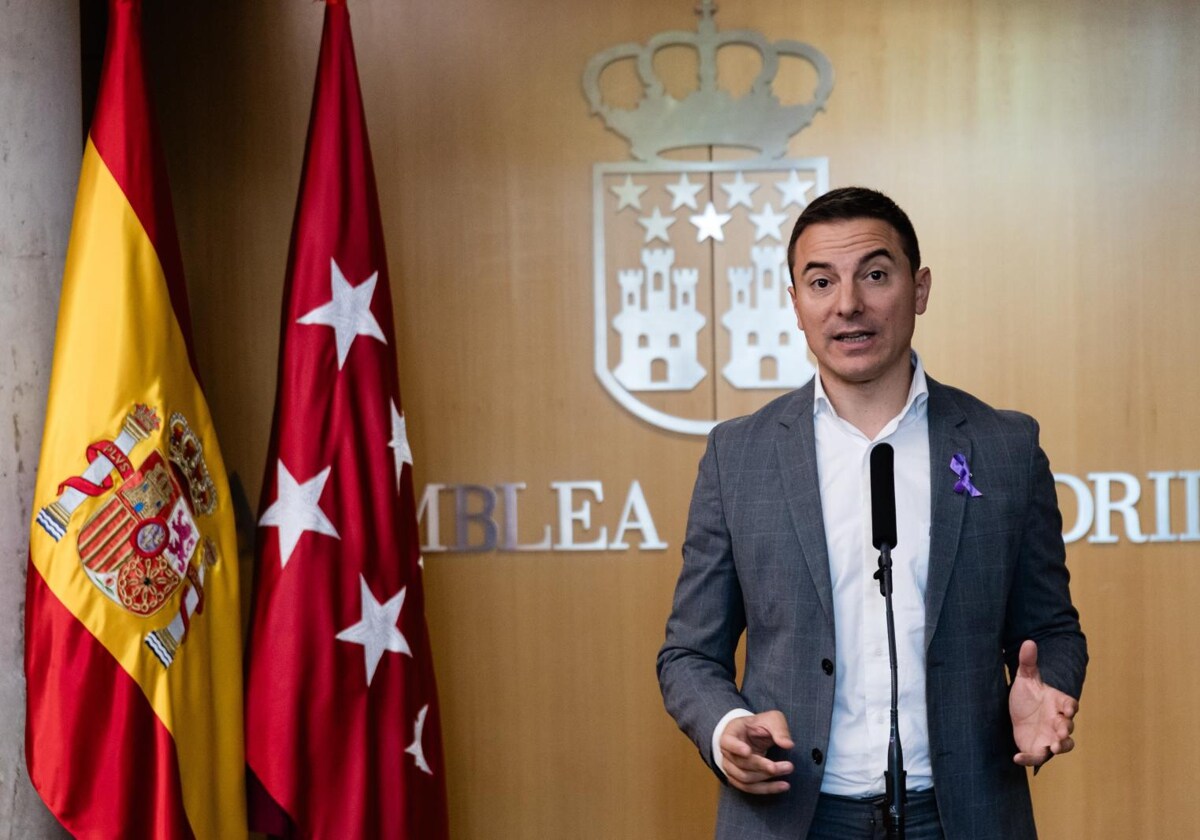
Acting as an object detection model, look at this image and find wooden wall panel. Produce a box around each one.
[146,1,1200,836]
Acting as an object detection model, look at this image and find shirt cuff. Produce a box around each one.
[712,708,755,777]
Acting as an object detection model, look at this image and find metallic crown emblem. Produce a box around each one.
[583,0,834,162]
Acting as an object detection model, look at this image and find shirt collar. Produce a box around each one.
[813,351,929,429]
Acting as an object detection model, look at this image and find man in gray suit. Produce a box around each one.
[658,187,1086,839]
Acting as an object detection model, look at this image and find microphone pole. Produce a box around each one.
[870,443,905,840]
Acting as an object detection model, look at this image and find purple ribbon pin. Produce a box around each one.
[950,453,982,497]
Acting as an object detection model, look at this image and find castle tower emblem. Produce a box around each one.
[612,247,706,391]
[586,0,834,434]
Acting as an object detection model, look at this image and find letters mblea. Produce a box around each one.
[413,471,1198,553]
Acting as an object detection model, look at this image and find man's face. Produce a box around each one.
[788,217,931,392]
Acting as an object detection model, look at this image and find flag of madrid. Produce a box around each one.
[245,2,448,837]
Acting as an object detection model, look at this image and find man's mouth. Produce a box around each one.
[834,331,875,344]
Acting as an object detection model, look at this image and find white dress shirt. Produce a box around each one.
[713,355,933,796]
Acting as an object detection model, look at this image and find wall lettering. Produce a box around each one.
[417,480,668,553]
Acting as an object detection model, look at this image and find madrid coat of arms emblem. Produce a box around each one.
[585,1,834,434]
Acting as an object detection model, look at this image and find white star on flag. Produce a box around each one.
[406,704,433,775]
[776,171,815,209]
[389,400,413,491]
[720,171,758,209]
[690,201,732,242]
[666,173,704,211]
[259,461,341,568]
[610,175,647,211]
[297,258,388,369]
[335,574,412,687]
[749,202,789,242]
[637,206,675,243]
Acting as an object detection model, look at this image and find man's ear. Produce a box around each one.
[914,267,932,315]
[788,283,805,330]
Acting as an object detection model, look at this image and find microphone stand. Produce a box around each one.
[874,542,906,839]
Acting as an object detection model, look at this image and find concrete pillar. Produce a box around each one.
[0,0,81,835]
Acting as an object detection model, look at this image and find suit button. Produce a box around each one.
[821,658,834,675]
[811,748,824,764]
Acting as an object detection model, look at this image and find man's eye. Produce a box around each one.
[867,270,886,281]
[811,278,831,289]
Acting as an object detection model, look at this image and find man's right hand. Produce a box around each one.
[719,710,795,794]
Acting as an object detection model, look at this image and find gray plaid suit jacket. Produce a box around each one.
[658,375,1087,840]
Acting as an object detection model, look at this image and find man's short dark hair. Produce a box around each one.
[786,187,921,284]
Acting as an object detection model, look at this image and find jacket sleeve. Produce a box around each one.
[657,427,752,775]
[1002,419,1088,699]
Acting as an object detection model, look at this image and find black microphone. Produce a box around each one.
[870,443,897,550]
[870,441,906,838]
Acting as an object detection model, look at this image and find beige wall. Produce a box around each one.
[0,0,80,836]
[137,0,1200,837]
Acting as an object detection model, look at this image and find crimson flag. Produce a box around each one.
[244,1,448,837]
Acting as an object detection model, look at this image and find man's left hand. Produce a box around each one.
[1009,639,1078,768]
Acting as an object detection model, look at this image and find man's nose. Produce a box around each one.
[835,279,863,317]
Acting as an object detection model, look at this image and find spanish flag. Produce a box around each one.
[25,1,246,837]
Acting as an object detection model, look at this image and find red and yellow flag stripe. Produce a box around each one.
[26,2,245,837]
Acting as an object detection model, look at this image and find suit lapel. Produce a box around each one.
[772,377,972,639]
[775,381,835,627]
[924,377,970,651]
